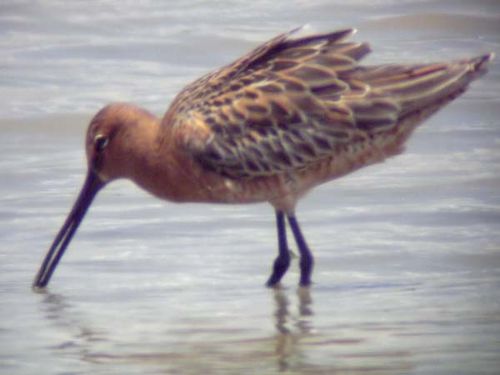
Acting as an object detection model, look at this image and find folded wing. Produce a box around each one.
[168,28,492,178]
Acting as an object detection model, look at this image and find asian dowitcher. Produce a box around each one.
[33,28,493,289]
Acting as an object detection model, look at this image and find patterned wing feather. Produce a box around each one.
[346,54,492,118]
[171,28,377,177]
[169,28,490,178]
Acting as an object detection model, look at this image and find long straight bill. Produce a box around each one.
[33,172,103,289]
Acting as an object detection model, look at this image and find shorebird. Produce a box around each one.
[33,28,492,289]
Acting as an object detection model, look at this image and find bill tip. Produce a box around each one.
[32,284,48,293]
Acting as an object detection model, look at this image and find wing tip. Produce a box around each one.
[467,52,494,79]
[331,27,357,41]
[286,26,357,43]
[473,52,494,68]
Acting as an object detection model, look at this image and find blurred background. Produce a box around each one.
[1,1,499,374]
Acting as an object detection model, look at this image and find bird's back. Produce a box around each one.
[163,28,492,206]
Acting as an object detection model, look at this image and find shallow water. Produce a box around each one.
[1,1,500,374]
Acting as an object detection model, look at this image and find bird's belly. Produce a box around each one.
[192,173,289,205]
[291,134,406,195]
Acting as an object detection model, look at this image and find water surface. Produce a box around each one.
[1,1,500,374]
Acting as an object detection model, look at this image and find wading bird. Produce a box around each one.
[33,28,492,289]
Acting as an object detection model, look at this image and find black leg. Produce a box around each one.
[266,210,290,287]
[287,215,314,287]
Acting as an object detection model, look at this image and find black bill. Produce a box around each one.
[33,171,103,289]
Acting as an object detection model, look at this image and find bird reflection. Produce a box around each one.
[37,290,104,355]
[272,287,314,371]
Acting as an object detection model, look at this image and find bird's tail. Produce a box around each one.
[352,52,494,117]
[350,52,494,156]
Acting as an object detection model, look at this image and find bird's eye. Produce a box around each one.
[94,134,109,152]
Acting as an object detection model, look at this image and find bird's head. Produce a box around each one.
[32,103,158,289]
